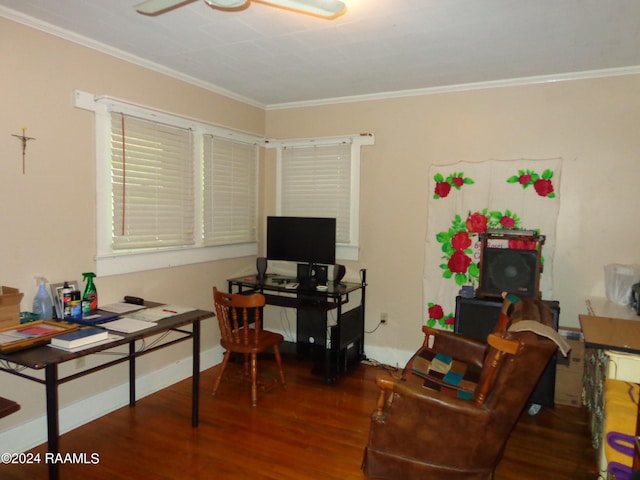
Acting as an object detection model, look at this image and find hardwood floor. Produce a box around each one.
[2,358,600,479]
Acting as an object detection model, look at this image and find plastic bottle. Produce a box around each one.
[82,272,98,312]
[32,277,53,320]
[62,281,72,318]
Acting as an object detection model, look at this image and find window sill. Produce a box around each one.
[337,244,359,262]
[96,243,258,276]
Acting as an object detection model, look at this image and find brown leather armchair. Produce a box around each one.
[362,294,560,480]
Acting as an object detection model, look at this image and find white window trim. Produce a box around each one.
[74,90,261,276]
[266,134,374,262]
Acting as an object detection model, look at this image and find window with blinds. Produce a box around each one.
[75,90,262,276]
[203,135,258,246]
[280,143,352,244]
[110,113,195,250]
[272,134,374,262]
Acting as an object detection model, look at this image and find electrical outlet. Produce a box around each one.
[380,312,388,324]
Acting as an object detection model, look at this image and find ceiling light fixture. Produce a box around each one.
[253,0,346,18]
[136,0,346,18]
[204,0,249,9]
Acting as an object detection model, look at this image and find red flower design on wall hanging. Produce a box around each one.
[507,169,556,198]
[466,212,488,233]
[433,172,475,199]
[427,302,455,329]
[435,208,525,286]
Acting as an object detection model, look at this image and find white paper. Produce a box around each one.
[99,302,147,314]
[0,332,24,345]
[125,305,194,322]
[101,318,157,333]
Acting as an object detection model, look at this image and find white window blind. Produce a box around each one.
[203,135,258,246]
[281,143,352,244]
[110,113,195,250]
[74,90,262,276]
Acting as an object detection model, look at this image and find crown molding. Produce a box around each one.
[0,6,266,110]
[3,5,639,112]
[266,65,640,110]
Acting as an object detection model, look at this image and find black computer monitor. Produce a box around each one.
[266,216,336,274]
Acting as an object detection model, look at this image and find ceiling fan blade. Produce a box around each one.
[254,0,346,18]
[134,0,197,16]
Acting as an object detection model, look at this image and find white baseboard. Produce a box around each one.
[364,344,413,370]
[1,341,410,455]
[0,345,224,455]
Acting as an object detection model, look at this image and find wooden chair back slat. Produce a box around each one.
[213,288,265,348]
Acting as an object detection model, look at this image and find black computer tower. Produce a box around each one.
[454,296,559,408]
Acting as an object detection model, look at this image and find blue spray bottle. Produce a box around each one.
[33,277,53,320]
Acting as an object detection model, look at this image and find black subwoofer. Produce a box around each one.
[478,247,541,298]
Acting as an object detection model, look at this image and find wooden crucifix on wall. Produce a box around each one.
[11,127,36,174]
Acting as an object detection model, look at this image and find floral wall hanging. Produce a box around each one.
[424,159,561,330]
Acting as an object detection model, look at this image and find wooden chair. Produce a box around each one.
[212,287,286,406]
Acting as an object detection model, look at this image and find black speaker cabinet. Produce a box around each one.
[478,247,541,297]
[454,296,559,408]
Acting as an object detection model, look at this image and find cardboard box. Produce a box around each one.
[0,286,23,329]
[554,327,585,407]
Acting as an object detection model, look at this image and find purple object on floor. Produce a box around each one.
[607,431,635,458]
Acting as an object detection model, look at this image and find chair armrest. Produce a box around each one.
[487,332,520,354]
[376,373,399,391]
[374,373,490,422]
[374,374,400,416]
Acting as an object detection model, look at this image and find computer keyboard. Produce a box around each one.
[271,277,292,284]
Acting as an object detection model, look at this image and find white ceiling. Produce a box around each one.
[2,0,640,107]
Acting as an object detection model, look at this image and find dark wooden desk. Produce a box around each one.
[227,273,367,382]
[579,314,640,354]
[0,396,20,418]
[0,306,212,480]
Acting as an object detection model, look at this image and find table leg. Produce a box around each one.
[129,342,136,407]
[192,320,200,427]
[45,363,59,480]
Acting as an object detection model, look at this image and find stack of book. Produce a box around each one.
[50,327,109,350]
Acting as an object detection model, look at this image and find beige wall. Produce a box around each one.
[0,18,264,430]
[266,75,640,360]
[2,15,640,437]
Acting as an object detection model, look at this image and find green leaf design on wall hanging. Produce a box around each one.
[433,172,475,199]
[507,169,556,198]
